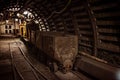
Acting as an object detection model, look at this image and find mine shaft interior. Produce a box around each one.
[0,0,120,80]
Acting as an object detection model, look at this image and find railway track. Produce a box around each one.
[9,43,24,80]
[19,39,91,80]
[9,41,49,80]
[8,39,88,80]
[16,41,61,80]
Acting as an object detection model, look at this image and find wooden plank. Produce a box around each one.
[71,8,85,13]
[98,28,118,34]
[77,21,90,25]
[92,3,117,11]
[66,28,75,31]
[77,18,90,22]
[71,6,84,11]
[78,51,107,63]
[57,27,64,30]
[80,36,93,41]
[73,12,88,16]
[79,42,93,48]
[95,12,120,18]
[98,43,120,53]
[78,25,91,29]
[98,35,118,42]
[97,20,120,25]
[79,31,93,35]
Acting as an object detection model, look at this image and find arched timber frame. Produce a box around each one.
[0,0,120,67]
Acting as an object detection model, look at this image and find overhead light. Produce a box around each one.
[9,8,12,11]
[17,13,20,17]
[39,19,42,21]
[41,25,44,27]
[35,14,37,16]
[15,18,18,21]
[47,29,50,31]
[15,8,17,11]
[0,13,3,16]
[30,9,32,11]
[6,20,9,23]
[26,18,32,22]
[28,13,31,16]
[35,20,39,24]
[18,8,20,10]
[46,26,49,28]
[12,8,15,11]
[23,11,28,15]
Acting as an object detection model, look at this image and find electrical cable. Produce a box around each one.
[47,0,71,20]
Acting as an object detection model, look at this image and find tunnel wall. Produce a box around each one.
[45,0,120,67]
[24,0,120,79]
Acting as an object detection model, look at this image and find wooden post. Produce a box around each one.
[83,0,98,56]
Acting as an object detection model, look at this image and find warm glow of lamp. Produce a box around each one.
[17,13,20,17]
[23,11,28,15]
[35,20,39,24]
[15,18,18,21]
[6,20,9,23]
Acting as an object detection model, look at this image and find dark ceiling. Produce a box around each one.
[0,0,70,19]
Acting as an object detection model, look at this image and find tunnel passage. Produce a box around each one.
[0,0,120,80]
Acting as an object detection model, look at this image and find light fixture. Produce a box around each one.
[35,20,39,24]
[42,27,46,29]
[47,29,50,31]
[39,19,42,21]
[23,11,28,15]
[6,20,9,23]
[15,8,17,11]
[41,25,44,27]
[17,13,20,17]
[35,14,37,17]
[15,18,18,21]
[9,8,12,11]
[0,13,3,16]
[28,12,31,15]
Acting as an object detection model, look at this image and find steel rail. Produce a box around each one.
[15,41,48,80]
[9,42,24,80]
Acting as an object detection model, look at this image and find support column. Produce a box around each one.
[83,0,98,56]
